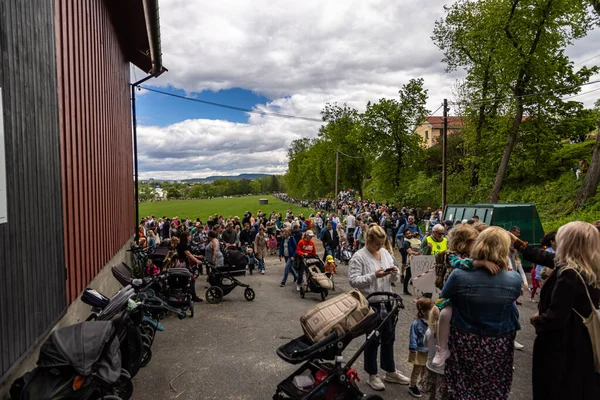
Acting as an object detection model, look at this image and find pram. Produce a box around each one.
[297,255,333,301]
[222,246,249,277]
[113,263,195,318]
[10,321,132,400]
[204,261,256,304]
[273,292,404,400]
[339,242,355,265]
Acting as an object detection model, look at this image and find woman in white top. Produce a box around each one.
[348,224,410,392]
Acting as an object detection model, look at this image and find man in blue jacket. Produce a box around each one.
[279,228,298,287]
[396,215,422,248]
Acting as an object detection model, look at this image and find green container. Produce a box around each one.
[443,203,544,246]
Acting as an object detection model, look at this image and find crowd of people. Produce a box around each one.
[137,191,600,399]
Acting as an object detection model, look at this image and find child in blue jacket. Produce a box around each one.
[408,298,435,398]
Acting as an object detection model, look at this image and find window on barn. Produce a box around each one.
[425,130,429,140]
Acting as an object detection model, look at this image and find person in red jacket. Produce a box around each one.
[296,230,316,291]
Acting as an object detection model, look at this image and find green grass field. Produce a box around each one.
[138,195,312,221]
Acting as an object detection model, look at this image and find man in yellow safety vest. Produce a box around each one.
[420,224,448,255]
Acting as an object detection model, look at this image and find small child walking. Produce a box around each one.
[422,306,448,400]
[324,255,337,291]
[246,247,258,275]
[408,298,435,398]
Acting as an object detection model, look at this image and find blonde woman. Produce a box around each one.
[348,224,409,391]
[531,221,600,399]
[441,226,521,399]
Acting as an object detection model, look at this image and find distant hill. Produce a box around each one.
[181,173,272,183]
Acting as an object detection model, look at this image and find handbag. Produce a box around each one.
[572,271,600,374]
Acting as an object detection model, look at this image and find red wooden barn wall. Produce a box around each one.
[55,0,134,303]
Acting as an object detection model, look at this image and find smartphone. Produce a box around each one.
[384,267,395,273]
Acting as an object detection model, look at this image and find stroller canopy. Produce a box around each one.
[37,321,121,384]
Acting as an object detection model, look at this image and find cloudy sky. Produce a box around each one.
[136,0,600,180]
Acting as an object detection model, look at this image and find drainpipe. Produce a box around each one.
[132,73,161,240]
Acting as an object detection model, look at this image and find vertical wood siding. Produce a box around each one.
[0,0,66,382]
[55,0,134,304]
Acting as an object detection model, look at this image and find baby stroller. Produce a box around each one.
[113,263,195,318]
[204,261,256,304]
[297,255,333,301]
[10,321,133,400]
[339,242,354,265]
[222,246,249,276]
[273,292,404,400]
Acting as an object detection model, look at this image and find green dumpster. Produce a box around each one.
[443,203,544,247]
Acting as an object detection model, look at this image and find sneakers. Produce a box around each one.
[530,298,537,303]
[261,270,265,275]
[367,375,385,391]
[280,282,285,287]
[296,285,301,292]
[384,370,410,385]
[408,385,422,398]
[514,341,525,351]
[431,346,451,368]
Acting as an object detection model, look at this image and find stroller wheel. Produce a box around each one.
[189,299,194,318]
[140,344,152,368]
[112,372,134,400]
[206,286,224,304]
[321,289,328,302]
[244,288,256,301]
[300,287,305,298]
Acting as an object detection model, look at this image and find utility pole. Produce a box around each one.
[442,99,448,212]
[334,149,339,211]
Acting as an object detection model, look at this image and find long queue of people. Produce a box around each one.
[136,194,600,399]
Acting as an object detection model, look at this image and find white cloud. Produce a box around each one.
[139,0,600,179]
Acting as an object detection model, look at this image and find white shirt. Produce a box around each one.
[346,215,356,229]
[348,247,398,301]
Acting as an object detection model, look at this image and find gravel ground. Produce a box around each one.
[132,245,537,400]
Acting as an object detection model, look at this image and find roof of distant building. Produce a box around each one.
[424,116,464,129]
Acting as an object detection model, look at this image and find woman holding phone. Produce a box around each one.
[349,223,410,392]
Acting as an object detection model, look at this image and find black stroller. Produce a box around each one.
[204,261,256,304]
[10,321,132,400]
[297,255,332,301]
[113,263,195,318]
[273,292,404,400]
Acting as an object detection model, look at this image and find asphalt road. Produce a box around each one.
[132,246,537,400]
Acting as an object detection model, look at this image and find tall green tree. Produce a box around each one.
[575,99,600,207]
[361,79,428,198]
[319,103,370,198]
[434,0,599,202]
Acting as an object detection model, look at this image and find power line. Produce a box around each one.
[337,149,368,159]
[138,85,324,122]
[450,79,600,107]
[562,86,600,100]
[429,103,444,116]
[575,53,600,67]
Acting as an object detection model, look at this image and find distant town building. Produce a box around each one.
[415,116,464,148]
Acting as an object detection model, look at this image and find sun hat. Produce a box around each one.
[326,255,334,262]
[306,230,315,237]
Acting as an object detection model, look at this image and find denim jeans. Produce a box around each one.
[282,257,298,284]
[364,304,396,375]
[257,258,265,271]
